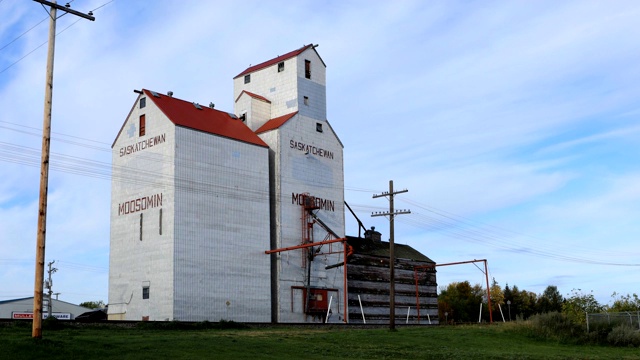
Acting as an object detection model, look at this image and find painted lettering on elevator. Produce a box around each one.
[120,133,166,157]
[118,193,163,215]
[291,193,335,212]
[290,140,333,160]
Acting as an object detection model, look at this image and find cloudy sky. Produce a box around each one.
[1,0,639,308]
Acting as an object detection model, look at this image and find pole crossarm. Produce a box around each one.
[371,209,411,217]
[372,189,408,199]
[33,0,96,20]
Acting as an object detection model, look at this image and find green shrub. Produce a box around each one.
[606,324,640,347]
[528,312,583,343]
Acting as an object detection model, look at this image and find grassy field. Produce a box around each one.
[1,321,639,360]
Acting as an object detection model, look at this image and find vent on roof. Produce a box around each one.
[229,113,238,119]
[150,91,160,98]
[209,102,215,109]
[193,102,202,110]
[167,91,173,97]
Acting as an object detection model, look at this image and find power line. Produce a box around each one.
[0,17,48,52]
[2,122,638,267]
[0,0,114,75]
[91,0,114,12]
[0,18,81,75]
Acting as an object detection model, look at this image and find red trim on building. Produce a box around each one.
[234,44,314,79]
[235,90,272,104]
[143,89,268,147]
[255,112,298,134]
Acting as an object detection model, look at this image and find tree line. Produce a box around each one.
[438,279,640,324]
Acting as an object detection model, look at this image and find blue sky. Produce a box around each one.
[1,0,639,307]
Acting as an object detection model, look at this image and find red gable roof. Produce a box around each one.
[144,89,268,147]
[235,90,271,104]
[255,112,298,134]
[234,44,314,79]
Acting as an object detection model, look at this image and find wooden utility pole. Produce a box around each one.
[46,260,57,318]
[372,180,410,330]
[31,0,94,339]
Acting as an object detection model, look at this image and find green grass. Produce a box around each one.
[1,322,639,360]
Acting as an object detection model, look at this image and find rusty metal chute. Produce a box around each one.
[265,193,349,322]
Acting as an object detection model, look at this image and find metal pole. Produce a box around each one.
[343,241,348,323]
[32,2,57,339]
[325,296,333,323]
[358,295,366,324]
[389,180,395,330]
[414,269,421,322]
[484,260,493,323]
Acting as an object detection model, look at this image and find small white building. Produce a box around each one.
[0,297,90,320]
[109,44,346,323]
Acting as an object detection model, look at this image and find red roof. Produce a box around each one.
[235,90,271,104]
[255,112,298,134]
[144,89,268,147]
[234,44,314,79]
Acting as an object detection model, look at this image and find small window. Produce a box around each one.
[139,115,146,137]
[316,122,323,133]
[278,61,284,72]
[140,97,146,108]
[142,286,149,299]
[139,213,143,241]
[244,74,251,84]
[240,113,247,123]
[303,96,309,106]
[305,60,311,79]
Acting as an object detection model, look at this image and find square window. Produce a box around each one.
[278,61,284,72]
[142,286,149,299]
[303,96,309,106]
[139,115,146,137]
[316,122,323,133]
[244,74,251,84]
[140,97,146,108]
[305,60,311,79]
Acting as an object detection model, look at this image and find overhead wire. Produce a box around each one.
[0,18,81,75]
[0,17,48,52]
[2,125,638,267]
[0,0,115,75]
[1,112,639,267]
[396,197,640,260]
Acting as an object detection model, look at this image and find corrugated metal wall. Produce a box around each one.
[173,127,271,322]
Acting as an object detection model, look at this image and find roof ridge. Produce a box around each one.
[235,90,272,104]
[234,44,314,79]
[255,111,299,134]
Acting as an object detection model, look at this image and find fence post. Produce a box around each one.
[586,312,590,333]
